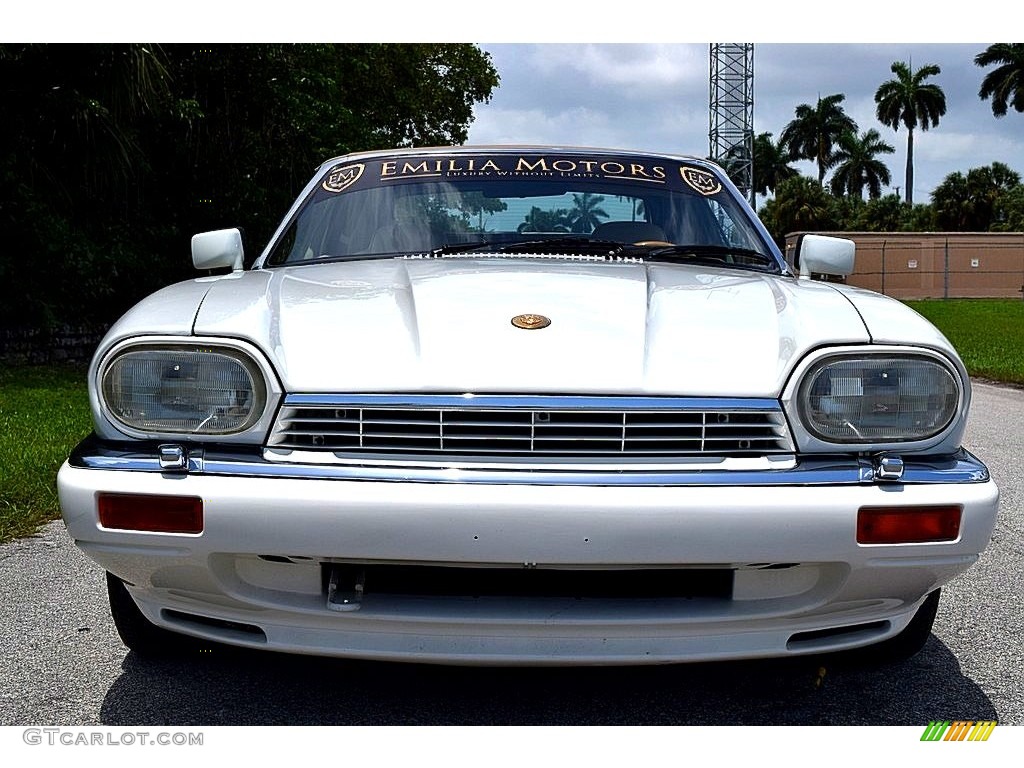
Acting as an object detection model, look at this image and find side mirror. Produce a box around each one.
[192,228,244,271]
[795,234,855,278]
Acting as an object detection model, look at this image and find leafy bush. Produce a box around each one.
[0,44,499,331]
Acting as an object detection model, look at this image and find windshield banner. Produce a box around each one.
[320,154,725,197]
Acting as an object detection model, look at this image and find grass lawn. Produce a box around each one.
[905,299,1024,385]
[0,365,91,542]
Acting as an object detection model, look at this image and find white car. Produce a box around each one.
[58,146,999,664]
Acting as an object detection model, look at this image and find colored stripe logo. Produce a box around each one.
[921,721,997,741]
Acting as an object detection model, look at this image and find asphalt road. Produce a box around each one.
[1,381,1021,726]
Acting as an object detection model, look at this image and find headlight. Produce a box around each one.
[100,344,267,436]
[798,354,959,443]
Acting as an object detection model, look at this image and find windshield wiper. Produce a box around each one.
[637,244,778,271]
[493,237,629,255]
[428,237,629,257]
[429,240,492,256]
[425,239,779,270]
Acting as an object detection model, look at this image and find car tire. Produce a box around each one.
[106,572,195,657]
[861,589,942,664]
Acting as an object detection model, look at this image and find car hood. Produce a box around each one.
[183,257,871,397]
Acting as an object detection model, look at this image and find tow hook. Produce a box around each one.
[873,454,905,482]
[327,566,366,612]
[157,444,189,473]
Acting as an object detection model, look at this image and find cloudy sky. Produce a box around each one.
[467,43,1023,205]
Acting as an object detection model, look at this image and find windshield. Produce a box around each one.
[264,152,777,271]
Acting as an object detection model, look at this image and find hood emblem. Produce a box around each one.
[511,313,551,330]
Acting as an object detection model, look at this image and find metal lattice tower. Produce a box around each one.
[709,44,754,204]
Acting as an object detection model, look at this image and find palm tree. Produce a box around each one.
[975,43,1024,117]
[874,61,946,205]
[930,162,1022,231]
[828,129,895,200]
[780,94,858,184]
[752,132,798,197]
[517,206,572,233]
[758,176,838,244]
[852,194,911,232]
[931,171,972,230]
[568,193,609,233]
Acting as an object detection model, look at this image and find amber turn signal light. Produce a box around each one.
[98,493,203,534]
[857,505,961,544]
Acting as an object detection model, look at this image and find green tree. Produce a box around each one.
[780,94,858,184]
[568,193,609,233]
[159,44,500,243]
[931,162,1022,231]
[992,185,1024,231]
[0,44,175,201]
[0,44,179,327]
[847,194,909,231]
[752,132,797,198]
[459,192,508,233]
[828,129,895,200]
[758,176,839,244]
[905,202,937,231]
[930,172,971,230]
[0,44,500,330]
[975,43,1024,117]
[874,61,946,206]
[518,207,572,233]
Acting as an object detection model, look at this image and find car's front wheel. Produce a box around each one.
[876,589,942,661]
[106,572,196,657]
[845,589,941,665]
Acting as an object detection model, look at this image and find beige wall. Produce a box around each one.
[784,232,1024,299]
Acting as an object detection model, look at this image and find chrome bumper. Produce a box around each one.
[68,435,991,487]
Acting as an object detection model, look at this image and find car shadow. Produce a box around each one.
[98,634,997,726]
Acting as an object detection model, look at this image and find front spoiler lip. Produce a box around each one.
[68,435,991,487]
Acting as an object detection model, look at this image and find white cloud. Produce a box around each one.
[470,107,620,150]
[530,44,706,89]
[919,131,1024,167]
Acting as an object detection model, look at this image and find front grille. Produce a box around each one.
[268,395,794,459]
